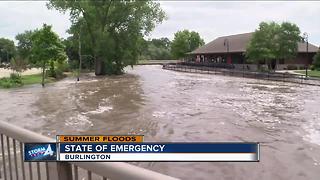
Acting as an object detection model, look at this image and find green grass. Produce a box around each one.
[294,70,320,78]
[21,74,54,85]
[0,73,56,88]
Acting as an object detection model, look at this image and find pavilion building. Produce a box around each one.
[188,32,319,70]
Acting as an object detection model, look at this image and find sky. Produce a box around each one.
[0,1,319,46]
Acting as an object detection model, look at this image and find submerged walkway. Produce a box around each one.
[163,64,320,86]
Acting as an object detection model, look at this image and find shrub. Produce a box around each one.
[287,65,298,70]
[10,57,28,73]
[57,60,70,72]
[313,51,320,69]
[0,78,12,88]
[48,61,56,78]
[47,60,68,79]
[10,73,22,84]
[0,73,23,88]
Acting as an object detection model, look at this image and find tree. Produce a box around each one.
[140,37,172,60]
[15,30,37,62]
[151,37,171,49]
[313,50,320,70]
[10,57,28,73]
[171,30,204,59]
[246,21,301,70]
[276,22,301,61]
[48,0,165,75]
[246,22,280,68]
[63,19,95,70]
[0,38,16,64]
[30,24,67,87]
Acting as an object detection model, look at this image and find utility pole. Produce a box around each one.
[303,32,308,79]
[77,25,82,81]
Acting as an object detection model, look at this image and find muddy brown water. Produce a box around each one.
[0,65,320,180]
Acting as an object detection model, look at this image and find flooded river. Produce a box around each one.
[0,65,320,179]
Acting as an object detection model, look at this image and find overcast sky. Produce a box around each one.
[0,1,319,46]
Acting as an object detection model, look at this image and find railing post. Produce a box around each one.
[47,162,73,180]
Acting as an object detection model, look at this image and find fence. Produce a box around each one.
[179,62,235,69]
[0,120,178,180]
[163,64,320,86]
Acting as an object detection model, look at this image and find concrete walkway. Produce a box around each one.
[276,70,298,74]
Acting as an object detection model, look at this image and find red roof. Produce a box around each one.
[190,32,319,54]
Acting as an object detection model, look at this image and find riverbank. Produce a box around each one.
[0,73,56,88]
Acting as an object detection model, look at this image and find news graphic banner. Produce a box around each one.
[57,135,144,143]
[24,135,260,162]
[24,143,57,161]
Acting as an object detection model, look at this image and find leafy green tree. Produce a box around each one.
[246,22,280,68]
[30,24,67,87]
[171,30,204,59]
[15,30,37,62]
[48,0,165,75]
[0,38,16,64]
[276,22,301,60]
[189,31,205,51]
[63,19,95,70]
[313,50,320,69]
[141,37,172,60]
[246,21,301,70]
[151,38,171,49]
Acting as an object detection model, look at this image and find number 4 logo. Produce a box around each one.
[44,144,54,156]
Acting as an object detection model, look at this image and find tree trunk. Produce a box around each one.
[275,59,278,71]
[95,57,106,75]
[41,62,46,87]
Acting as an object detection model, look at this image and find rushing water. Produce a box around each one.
[0,65,320,180]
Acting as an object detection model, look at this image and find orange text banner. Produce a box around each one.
[57,135,144,143]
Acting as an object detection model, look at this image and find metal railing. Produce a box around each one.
[0,120,179,180]
[179,62,235,69]
[163,64,320,86]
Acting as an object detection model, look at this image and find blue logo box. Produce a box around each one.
[24,143,57,161]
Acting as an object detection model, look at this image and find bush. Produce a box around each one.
[287,65,298,70]
[10,57,28,73]
[0,78,12,88]
[0,73,23,88]
[54,68,64,79]
[57,60,70,72]
[47,60,68,79]
[258,65,269,72]
[310,65,315,71]
[48,61,56,78]
[313,51,320,69]
[10,73,22,84]
[68,60,79,70]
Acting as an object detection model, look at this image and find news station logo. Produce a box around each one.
[24,143,57,161]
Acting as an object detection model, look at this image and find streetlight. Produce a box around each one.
[224,38,229,64]
[303,32,309,78]
[77,24,82,81]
